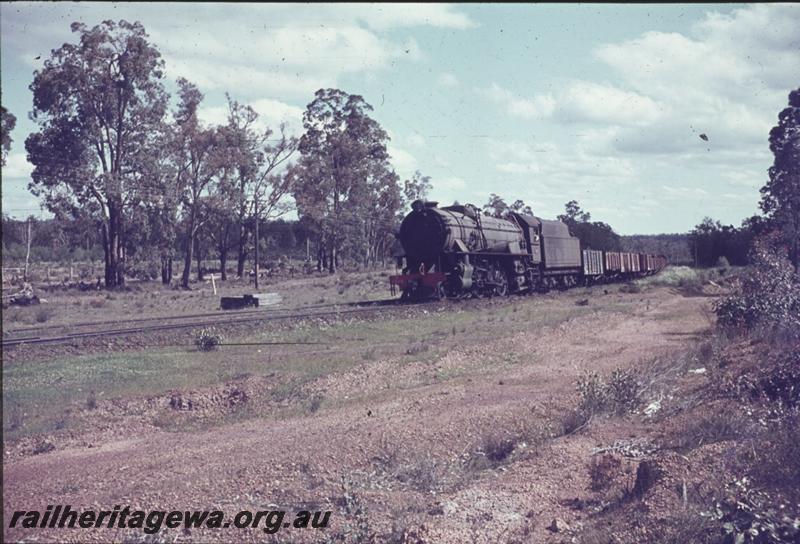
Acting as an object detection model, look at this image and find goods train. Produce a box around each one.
[389,200,666,301]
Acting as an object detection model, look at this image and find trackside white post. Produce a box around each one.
[211,274,217,295]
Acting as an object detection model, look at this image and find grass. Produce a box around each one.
[2,286,648,440]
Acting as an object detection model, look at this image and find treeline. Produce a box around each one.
[2,214,104,264]
[686,216,768,267]
[4,18,798,286]
[481,196,624,252]
[8,20,422,288]
[621,234,692,265]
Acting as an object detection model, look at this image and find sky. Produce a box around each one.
[1,2,798,234]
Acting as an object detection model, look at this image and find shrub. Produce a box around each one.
[589,454,622,492]
[703,477,800,544]
[33,440,56,455]
[679,274,706,296]
[669,411,748,452]
[34,306,53,323]
[308,394,324,413]
[195,328,222,352]
[606,368,640,412]
[714,238,800,336]
[619,282,642,294]
[561,407,591,434]
[86,390,97,410]
[483,434,516,464]
[567,369,642,432]
[576,371,609,414]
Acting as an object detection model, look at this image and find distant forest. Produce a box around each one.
[0,206,759,276]
[621,234,692,265]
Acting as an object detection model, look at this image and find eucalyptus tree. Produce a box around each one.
[292,89,400,273]
[1,106,16,166]
[760,88,800,270]
[172,78,222,288]
[26,20,169,287]
[219,96,297,283]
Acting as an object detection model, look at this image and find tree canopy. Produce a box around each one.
[482,194,533,218]
[25,20,169,286]
[292,89,401,272]
[760,87,800,270]
[557,200,621,251]
[1,106,16,166]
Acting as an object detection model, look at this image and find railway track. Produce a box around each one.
[5,299,363,336]
[1,298,404,349]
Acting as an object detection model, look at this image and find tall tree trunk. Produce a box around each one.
[181,236,194,288]
[196,243,204,281]
[161,256,170,284]
[219,250,228,281]
[328,245,336,274]
[117,225,125,287]
[23,219,32,282]
[181,213,196,288]
[101,223,110,287]
[236,223,249,278]
[254,201,259,289]
[105,203,122,288]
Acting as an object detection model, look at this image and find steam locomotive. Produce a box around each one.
[389,200,666,300]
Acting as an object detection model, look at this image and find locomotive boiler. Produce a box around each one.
[389,200,665,300]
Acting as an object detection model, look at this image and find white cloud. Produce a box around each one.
[481,5,797,161]
[437,72,459,87]
[483,81,661,126]
[346,4,478,31]
[660,185,710,200]
[154,23,395,98]
[482,83,555,119]
[556,82,663,126]
[199,99,304,136]
[408,133,426,147]
[591,4,800,154]
[3,4,476,101]
[488,138,638,202]
[388,145,418,180]
[435,176,467,191]
[1,152,33,179]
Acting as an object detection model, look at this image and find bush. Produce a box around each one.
[714,238,800,336]
[575,368,641,416]
[606,368,640,412]
[34,306,53,323]
[576,371,609,414]
[619,282,642,294]
[483,434,516,464]
[703,477,800,544]
[589,454,622,492]
[32,440,56,455]
[195,328,222,352]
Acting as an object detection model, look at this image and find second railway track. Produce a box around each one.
[1,299,405,349]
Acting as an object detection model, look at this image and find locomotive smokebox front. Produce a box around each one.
[399,200,449,260]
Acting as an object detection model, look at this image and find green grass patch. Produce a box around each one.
[3,290,634,439]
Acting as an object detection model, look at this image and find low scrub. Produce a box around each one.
[194,328,222,352]
[562,368,641,434]
[34,306,54,323]
[714,238,800,337]
[703,477,800,544]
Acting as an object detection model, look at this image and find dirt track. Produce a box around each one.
[3,289,711,543]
